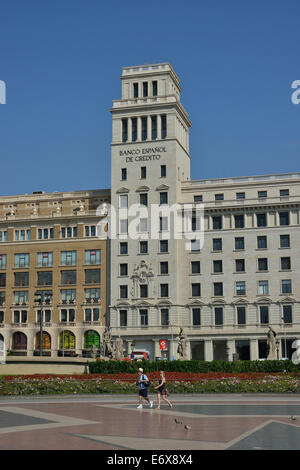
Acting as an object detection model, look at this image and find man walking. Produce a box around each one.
[137,368,153,409]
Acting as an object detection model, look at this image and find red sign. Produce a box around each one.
[160,340,167,350]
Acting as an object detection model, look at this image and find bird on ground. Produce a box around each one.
[174,418,182,424]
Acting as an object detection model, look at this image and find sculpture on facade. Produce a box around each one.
[177,328,187,360]
[115,336,124,360]
[90,343,97,359]
[267,326,277,360]
[103,327,113,358]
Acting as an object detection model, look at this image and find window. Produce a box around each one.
[281,279,292,294]
[0,231,8,242]
[140,309,148,326]
[282,305,292,324]
[152,81,158,96]
[140,193,148,206]
[191,261,200,274]
[215,307,223,325]
[140,284,148,298]
[0,311,4,323]
[257,236,267,249]
[194,195,203,203]
[140,241,148,254]
[37,309,51,323]
[214,282,223,296]
[120,219,128,234]
[280,189,289,199]
[279,212,290,226]
[213,260,223,273]
[236,192,245,200]
[256,213,267,227]
[122,118,128,142]
[281,257,291,270]
[152,116,157,140]
[120,285,128,299]
[215,194,224,201]
[258,280,269,295]
[192,283,201,297]
[85,288,100,302]
[237,306,246,325]
[235,215,244,229]
[160,261,169,275]
[15,272,29,287]
[14,291,28,305]
[212,216,222,229]
[85,269,101,284]
[235,259,245,272]
[38,271,53,286]
[121,168,127,181]
[192,308,201,326]
[160,192,168,205]
[236,281,246,296]
[15,229,31,241]
[260,306,269,324]
[0,292,5,306]
[14,253,30,268]
[160,284,169,297]
[160,216,168,231]
[160,240,168,253]
[213,238,222,251]
[120,309,127,327]
[61,251,76,266]
[85,250,101,265]
[84,308,100,322]
[235,237,244,250]
[35,290,52,304]
[258,191,267,199]
[61,289,76,303]
[85,226,96,237]
[133,82,138,98]
[280,234,290,248]
[258,258,268,271]
[119,194,128,208]
[120,242,128,255]
[132,117,137,141]
[161,308,169,326]
[141,117,147,141]
[13,310,28,324]
[0,254,7,269]
[160,165,166,177]
[161,115,167,139]
[191,239,200,252]
[119,264,128,276]
[61,227,77,238]
[143,82,148,97]
[0,273,6,287]
[141,167,146,179]
[60,309,75,323]
[38,252,53,267]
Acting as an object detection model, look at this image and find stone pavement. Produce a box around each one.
[0,394,299,450]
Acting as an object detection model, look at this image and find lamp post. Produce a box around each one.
[34,291,51,357]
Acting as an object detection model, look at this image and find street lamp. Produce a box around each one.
[34,291,51,356]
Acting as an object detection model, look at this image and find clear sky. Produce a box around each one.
[0,0,299,196]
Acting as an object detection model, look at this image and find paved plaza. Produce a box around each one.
[0,394,299,450]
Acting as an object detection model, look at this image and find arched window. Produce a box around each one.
[59,331,75,350]
[84,330,100,349]
[12,332,27,350]
[35,332,51,350]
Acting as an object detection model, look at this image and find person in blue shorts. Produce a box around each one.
[136,367,153,409]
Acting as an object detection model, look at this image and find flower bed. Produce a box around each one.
[1,372,300,395]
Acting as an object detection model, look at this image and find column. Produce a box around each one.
[128,117,132,143]
[153,339,161,360]
[147,115,152,141]
[137,116,142,141]
[250,338,259,360]
[157,114,162,140]
[204,339,213,361]
[226,339,235,361]
[51,329,59,357]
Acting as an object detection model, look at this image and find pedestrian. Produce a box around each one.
[136,367,153,409]
[154,371,174,409]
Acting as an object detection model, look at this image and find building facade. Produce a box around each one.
[109,63,300,362]
[0,189,109,356]
[1,63,300,362]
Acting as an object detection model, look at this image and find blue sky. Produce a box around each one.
[0,0,299,196]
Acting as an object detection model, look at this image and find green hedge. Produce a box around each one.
[88,359,300,374]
